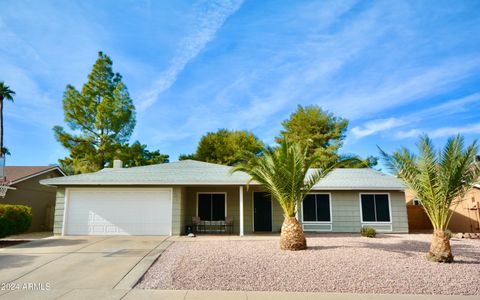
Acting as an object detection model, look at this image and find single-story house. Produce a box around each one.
[3,166,66,231]
[40,160,408,236]
[406,185,480,233]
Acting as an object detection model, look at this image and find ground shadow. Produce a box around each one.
[9,238,86,248]
[357,239,431,257]
[306,245,344,251]
[0,241,27,248]
[0,254,36,269]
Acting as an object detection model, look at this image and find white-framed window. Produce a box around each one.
[412,198,421,206]
[302,193,332,223]
[197,193,227,221]
[360,193,391,223]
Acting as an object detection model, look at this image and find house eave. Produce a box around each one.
[312,187,405,191]
[11,166,66,185]
[41,181,405,191]
[40,181,261,187]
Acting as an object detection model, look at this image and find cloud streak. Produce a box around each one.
[350,92,480,140]
[397,123,480,139]
[351,118,406,139]
[138,0,243,111]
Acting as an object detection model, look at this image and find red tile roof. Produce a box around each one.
[5,166,62,183]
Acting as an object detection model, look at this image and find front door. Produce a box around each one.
[253,192,272,232]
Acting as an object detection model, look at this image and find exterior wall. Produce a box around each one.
[450,188,480,232]
[405,188,480,233]
[298,190,408,233]
[53,187,66,235]
[2,171,61,232]
[171,187,183,235]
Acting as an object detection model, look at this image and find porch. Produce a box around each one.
[174,185,284,236]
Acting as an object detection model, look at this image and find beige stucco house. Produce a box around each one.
[405,186,480,233]
[41,160,408,236]
[3,166,65,232]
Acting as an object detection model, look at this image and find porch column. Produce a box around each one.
[239,186,244,236]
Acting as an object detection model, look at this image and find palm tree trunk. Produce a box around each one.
[280,217,307,250]
[426,229,453,263]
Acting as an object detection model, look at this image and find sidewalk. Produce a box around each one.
[1,289,478,300]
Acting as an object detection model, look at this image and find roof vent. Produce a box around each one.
[113,160,123,169]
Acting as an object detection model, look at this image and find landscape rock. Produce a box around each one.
[137,233,480,295]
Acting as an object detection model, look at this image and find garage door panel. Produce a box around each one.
[65,189,172,236]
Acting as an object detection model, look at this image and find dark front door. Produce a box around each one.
[254,192,272,232]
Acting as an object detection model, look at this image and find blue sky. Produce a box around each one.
[1,0,479,168]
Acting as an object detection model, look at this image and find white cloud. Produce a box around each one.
[138,0,244,111]
[395,129,421,139]
[396,123,480,139]
[350,92,480,140]
[323,56,480,120]
[428,123,480,138]
[351,118,406,139]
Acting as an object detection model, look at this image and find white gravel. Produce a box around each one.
[136,234,480,295]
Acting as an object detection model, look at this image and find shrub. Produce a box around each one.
[360,226,376,238]
[445,229,452,240]
[0,204,33,238]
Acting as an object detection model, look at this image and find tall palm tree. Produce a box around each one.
[0,82,15,157]
[232,139,335,250]
[380,135,479,263]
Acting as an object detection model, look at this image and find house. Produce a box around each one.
[405,185,480,233]
[3,166,66,232]
[40,160,408,236]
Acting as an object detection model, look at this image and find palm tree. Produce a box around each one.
[0,82,15,157]
[380,135,479,263]
[232,139,335,250]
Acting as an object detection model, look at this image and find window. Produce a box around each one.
[361,194,390,222]
[412,198,421,206]
[302,194,331,222]
[197,193,226,221]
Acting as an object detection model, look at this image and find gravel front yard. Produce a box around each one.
[136,234,480,295]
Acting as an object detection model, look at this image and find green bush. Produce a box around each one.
[360,226,376,238]
[445,229,452,240]
[0,204,33,238]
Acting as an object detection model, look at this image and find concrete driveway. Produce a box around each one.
[0,236,171,299]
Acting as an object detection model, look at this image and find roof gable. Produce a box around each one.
[6,166,65,184]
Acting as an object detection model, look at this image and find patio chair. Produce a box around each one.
[225,217,234,234]
[192,216,204,233]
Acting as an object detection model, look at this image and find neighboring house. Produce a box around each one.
[41,160,408,236]
[3,166,66,232]
[405,186,480,233]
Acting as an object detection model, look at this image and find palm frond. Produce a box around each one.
[232,138,335,218]
[380,134,479,230]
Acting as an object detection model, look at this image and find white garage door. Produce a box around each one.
[65,188,172,235]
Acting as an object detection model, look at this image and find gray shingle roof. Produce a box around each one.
[40,159,404,190]
[310,168,404,190]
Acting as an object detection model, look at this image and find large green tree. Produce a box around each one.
[116,141,169,167]
[54,52,167,174]
[0,82,15,158]
[180,129,264,165]
[381,135,479,262]
[278,105,377,168]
